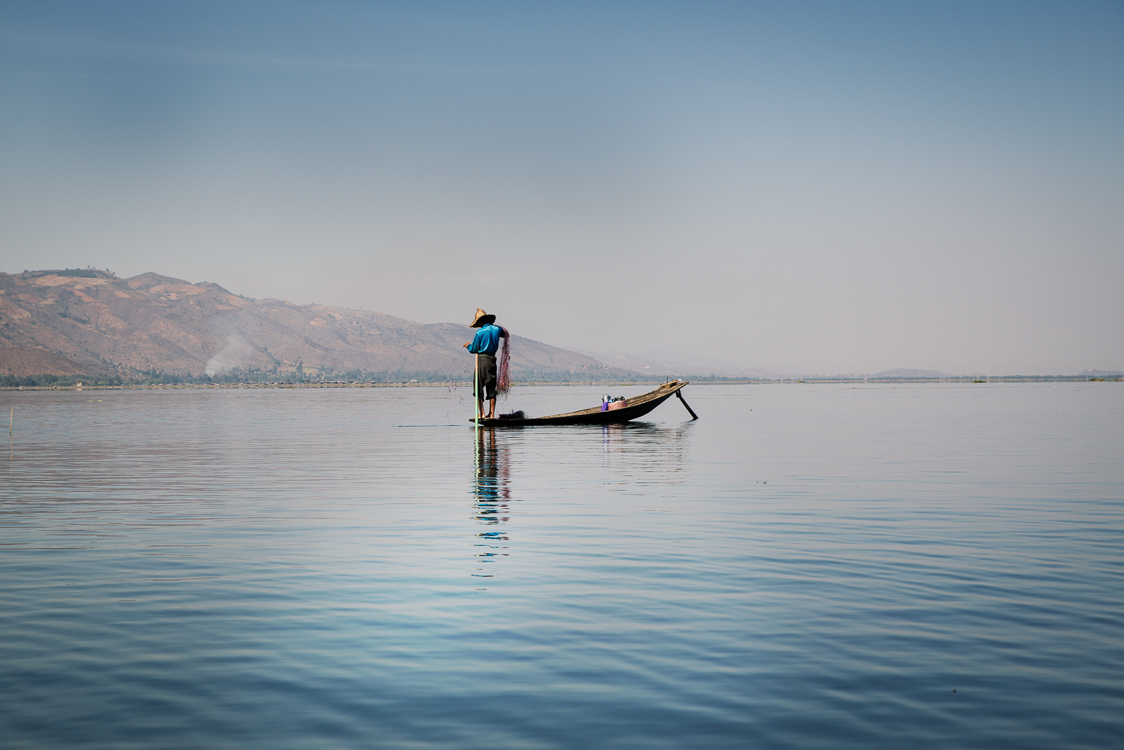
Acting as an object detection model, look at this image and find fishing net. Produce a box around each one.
[497,327,512,395]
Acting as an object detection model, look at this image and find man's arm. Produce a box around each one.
[465,328,482,352]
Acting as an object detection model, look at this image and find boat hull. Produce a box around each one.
[471,380,690,426]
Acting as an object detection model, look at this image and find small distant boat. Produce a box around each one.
[472,379,697,426]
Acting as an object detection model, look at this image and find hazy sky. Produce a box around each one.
[2,1,1121,374]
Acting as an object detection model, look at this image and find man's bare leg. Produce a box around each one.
[487,397,496,419]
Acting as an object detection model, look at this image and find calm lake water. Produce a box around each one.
[1,382,1122,749]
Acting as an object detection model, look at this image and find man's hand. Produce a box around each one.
[463,342,471,348]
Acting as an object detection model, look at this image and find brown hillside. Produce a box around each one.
[0,348,93,377]
[0,270,628,379]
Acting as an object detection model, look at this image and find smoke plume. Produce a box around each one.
[205,333,254,377]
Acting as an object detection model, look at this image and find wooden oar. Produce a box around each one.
[676,389,699,420]
[474,353,480,426]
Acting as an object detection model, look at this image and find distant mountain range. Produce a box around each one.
[572,349,783,379]
[868,368,958,379]
[1,269,1118,382]
[0,269,634,380]
[576,353,1118,381]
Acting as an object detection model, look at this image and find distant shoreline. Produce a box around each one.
[2,375,1119,392]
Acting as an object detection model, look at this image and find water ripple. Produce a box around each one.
[1,384,1122,748]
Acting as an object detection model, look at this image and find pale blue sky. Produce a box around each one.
[2,1,1121,374]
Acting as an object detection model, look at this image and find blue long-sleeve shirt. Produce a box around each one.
[468,324,505,354]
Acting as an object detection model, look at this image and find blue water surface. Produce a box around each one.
[1,382,1122,748]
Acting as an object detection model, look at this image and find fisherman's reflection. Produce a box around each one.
[472,427,511,577]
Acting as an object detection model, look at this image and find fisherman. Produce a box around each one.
[464,308,507,419]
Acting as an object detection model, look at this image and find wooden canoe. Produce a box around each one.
[472,380,694,426]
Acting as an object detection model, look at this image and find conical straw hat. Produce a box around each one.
[470,308,496,327]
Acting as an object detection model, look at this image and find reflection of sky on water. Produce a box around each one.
[4,386,1123,748]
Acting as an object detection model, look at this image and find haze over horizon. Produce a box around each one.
[2,1,1121,375]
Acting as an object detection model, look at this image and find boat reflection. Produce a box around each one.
[600,422,691,487]
[472,426,511,578]
[468,421,690,578]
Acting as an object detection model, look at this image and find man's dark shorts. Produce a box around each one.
[474,353,498,400]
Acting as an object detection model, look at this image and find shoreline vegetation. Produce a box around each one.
[2,373,1119,391]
